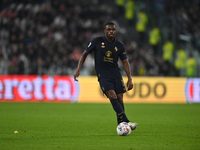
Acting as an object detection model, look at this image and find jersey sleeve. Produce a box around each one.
[119,43,127,61]
[85,38,97,53]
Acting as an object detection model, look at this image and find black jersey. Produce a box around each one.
[85,36,127,80]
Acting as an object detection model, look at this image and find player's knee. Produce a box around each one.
[107,94,116,100]
[106,90,117,100]
[109,95,117,100]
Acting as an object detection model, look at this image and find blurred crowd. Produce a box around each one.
[0,0,199,77]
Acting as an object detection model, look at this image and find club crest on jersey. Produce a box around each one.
[106,50,112,57]
[115,47,118,51]
[101,42,105,48]
[88,42,92,47]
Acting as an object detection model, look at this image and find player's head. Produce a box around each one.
[104,21,116,40]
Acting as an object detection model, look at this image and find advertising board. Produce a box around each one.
[0,75,79,103]
[78,77,187,103]
[0,75,199,103]
[185,78,200,103]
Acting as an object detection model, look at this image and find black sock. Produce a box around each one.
[120,103,125,112]
[117,102,125,124]
[110,99,129,124]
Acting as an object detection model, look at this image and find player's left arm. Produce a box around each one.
[122,59,133,91]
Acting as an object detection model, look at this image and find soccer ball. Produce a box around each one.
[116,122,131,136]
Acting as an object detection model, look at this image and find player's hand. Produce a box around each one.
[74,70,80,82]
[127,79,133,91]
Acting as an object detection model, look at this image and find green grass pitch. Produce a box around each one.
[0,102,200,150]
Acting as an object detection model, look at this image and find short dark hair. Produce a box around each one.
[104,21,116,27]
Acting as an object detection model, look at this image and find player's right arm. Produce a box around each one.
[74,50,89,81]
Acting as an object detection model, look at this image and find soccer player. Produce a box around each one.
[74,21,138,130]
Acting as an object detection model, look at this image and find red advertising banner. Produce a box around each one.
[0,75,79,102]
[1,75,200,103]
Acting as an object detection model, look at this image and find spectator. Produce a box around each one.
[174,47,186,76]
[135,9,148,47]
[115,0,125,14]
[162,39,174,75]
[186,53,196,77]
[124,0,135,26]
[149,25,161,57]
[17,52,29,74]
[137,58,146,76]
[156,57,169,76]
[30,57,45,75]
[60,56,70,75]
[8,55,18,74]
[0,48,8,74]
[0,0,199,77]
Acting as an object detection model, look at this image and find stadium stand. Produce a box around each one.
[0,0,199,77]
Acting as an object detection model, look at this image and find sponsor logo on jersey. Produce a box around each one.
[115,47,118,51]
[105,51,112,57]
[101,42,105,48]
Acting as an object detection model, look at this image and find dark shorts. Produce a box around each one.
[99,78,127,94]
